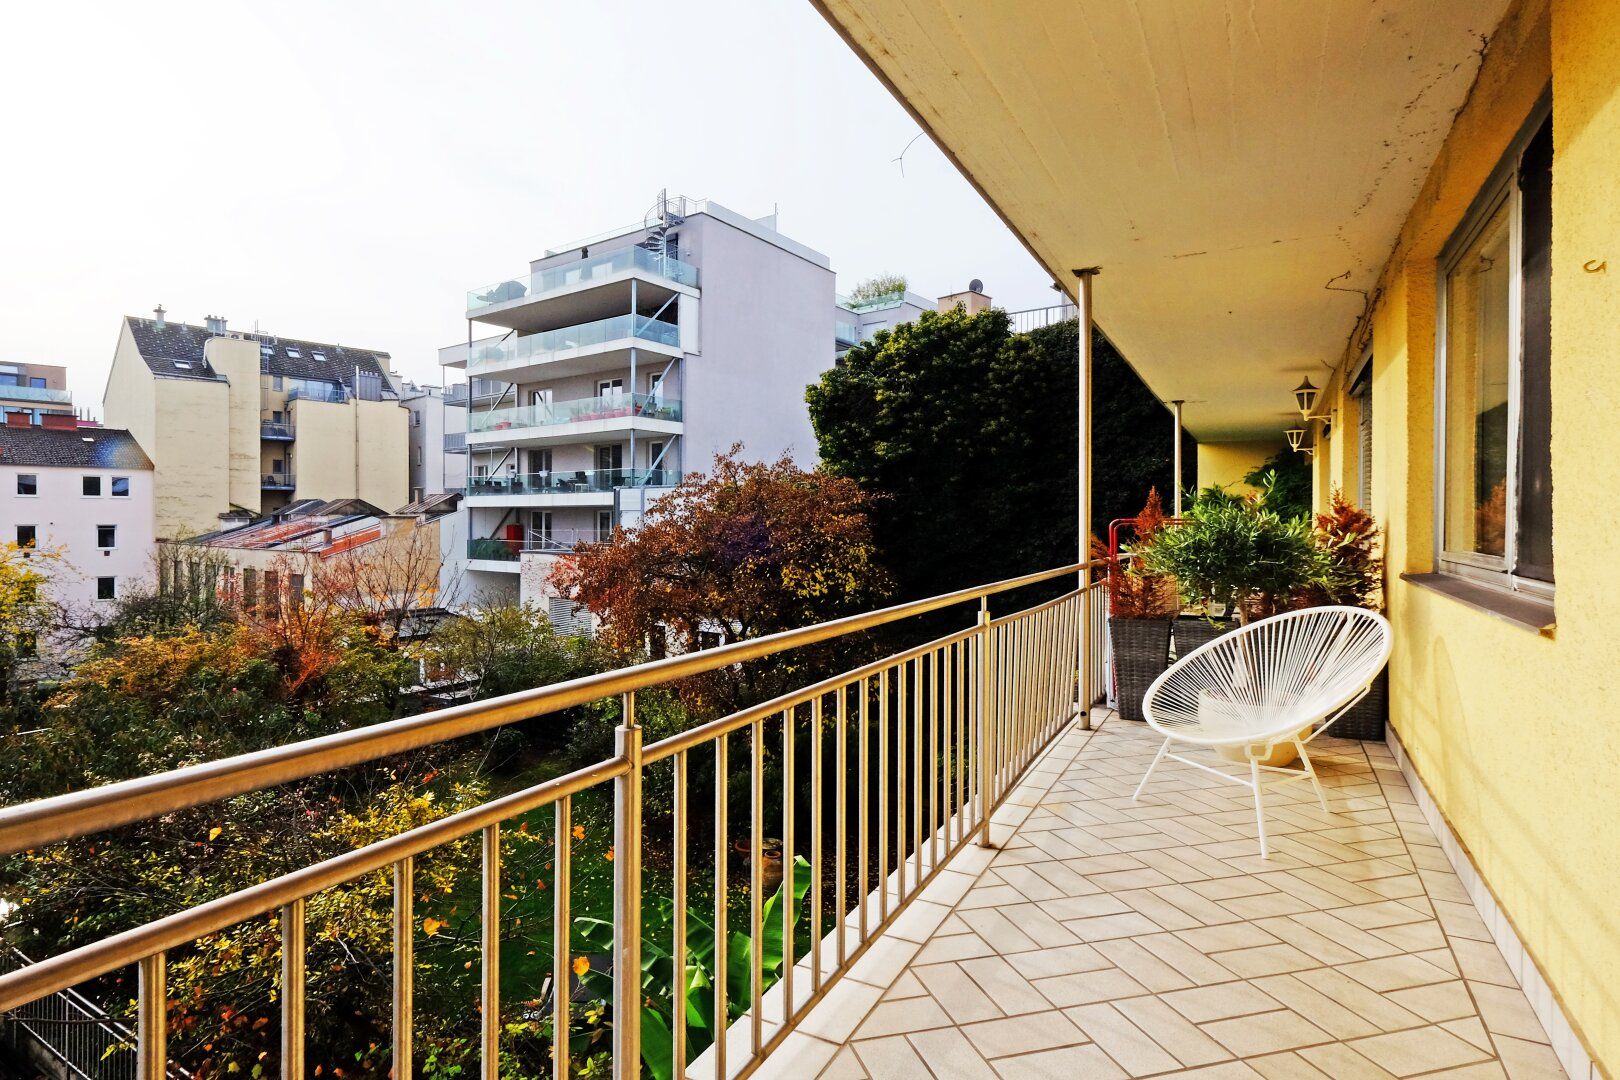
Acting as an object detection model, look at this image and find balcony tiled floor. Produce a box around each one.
[788,713,1566,1079]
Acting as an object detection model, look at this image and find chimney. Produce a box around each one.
[153,305,166,330]
[205,314,227,335]
[41,413,78,430]
[937,278,992,315]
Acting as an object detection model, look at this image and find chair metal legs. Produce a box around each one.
[1250,758,1268,859]
[1132,738,1172,803]
[1295,739,1329,813]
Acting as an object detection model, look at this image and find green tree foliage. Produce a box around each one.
[1243,449,1313,521]
[845,273,907,305]
[807,307,1192,601]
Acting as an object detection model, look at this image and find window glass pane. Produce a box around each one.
[82,476,101,497]
[98,525,116,548]
[97,577,115,601]
[111,476,130,497]
[1443,196,1512,558]
[17,475,36,496]
[17,525,34,547]
[1516,115,1554,582]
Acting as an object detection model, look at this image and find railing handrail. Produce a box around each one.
[0,562,1088,858]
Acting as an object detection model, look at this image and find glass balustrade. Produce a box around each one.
[0,385,72,405]
[465,315,680,374]
[468,393,681,434]
[465,468,681,497]
[467,246,699,312]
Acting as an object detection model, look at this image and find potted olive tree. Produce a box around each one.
[1307,489,1388,740]
[1142,477,1328,653]
[1105,490,1179,721]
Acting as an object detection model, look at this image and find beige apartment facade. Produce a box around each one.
[104,311,408,539]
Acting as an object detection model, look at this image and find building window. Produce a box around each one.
[264,570,280,615]
[111,476,130,497]
[82,476,101,497]
[16,525,34,548]
[697,630,721,651]
[96,576,116,601]
[16,474,35,497]
[412,446,423,466]
[272,375,284,390]
[242,568,258,609]
[1437,103,1553,590]
[412,411,421,428]
[28,377,45,389]
[97,525,116,549]
[288,573,304,606]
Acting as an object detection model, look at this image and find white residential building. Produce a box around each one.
[401,381,467,501]
[444,194,874,609]
[0,421,156,656]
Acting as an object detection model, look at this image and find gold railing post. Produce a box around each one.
[1075,267,1098,731]
[612,691,643,1079]
[976,599,995,848]
[480,824,500,1080]
[394,857,414,1080]
[281,898,305,1079]
[137,953,165,1080]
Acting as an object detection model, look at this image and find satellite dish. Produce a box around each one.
[968,278,984,293]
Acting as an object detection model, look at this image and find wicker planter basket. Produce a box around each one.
[1109,617,1172,721]
[1332,667,1388,741]
[1172,616,1236,660]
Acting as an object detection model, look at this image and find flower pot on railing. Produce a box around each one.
[1108,617,1172,722]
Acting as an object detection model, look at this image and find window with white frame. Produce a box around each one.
[1437,101,1552,592]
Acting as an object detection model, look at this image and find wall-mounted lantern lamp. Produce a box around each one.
[1293,377,1319,417]
[1285,426,1313,456]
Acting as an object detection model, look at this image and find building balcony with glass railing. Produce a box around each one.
[0,384,72,406]
[468,393,681,439]
[464,468,681,500]
[466,528,608,564]
[466,245,699,316]
[463,315,681,380]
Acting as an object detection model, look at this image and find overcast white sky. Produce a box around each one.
[0,1,1057,413]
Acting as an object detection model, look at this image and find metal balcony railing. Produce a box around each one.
[286,384,347,405]
[260,420,295,440]
[467,246,699,313]
[465,468,680,497]
[467,529,606,561]
[443,431,467,453]
[1006,302,1079,334]
[464,315,680,376]
[469,393,682,434]
[0,562,1107,1080]
[261,473,295,490]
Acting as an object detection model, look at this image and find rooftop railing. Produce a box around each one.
[467,246,699,314]
[467,530,605,561]
[0,384,72,405]
[468,393,682,434]
[464,468,681,497]
[0,563,1104,1079]
[465,315,680,375]
[286,384,347,405]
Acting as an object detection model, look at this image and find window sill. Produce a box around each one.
[1401,572,1555,636]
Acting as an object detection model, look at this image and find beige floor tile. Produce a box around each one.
[1132,933,1240,986]
[906,1026,1001,1079]
[1338,953,1456,992]
[959,1010,1089,1059]
[1492,1034,1568,1079]
[991,1043,1128,1079]
[1289,966,1427,1033]
[914,961,1005,1024]
[1207,942,1319,979]
[959,955,1054,1016]
[1349,1025,1492,1076]
[850,994,956,1040]
[883,970,928,1001]
[798,978,886,1043]
[851,1034,935,1079]
[1470,980,1552,1044]
[817,1045,869,1079]
[1247,1051,1335,1079]
[1297,1042,1402,1079]
[1444,1015,1497,1053]
[1248,973,1383,1041]
[1199,1008,1330,1057]
[1111,996,1233,1068]
[1091,936,1197,992]
[752,1032,841,1080]
[1032,966,1148,1008]
[1156,1063,1264,1079]
[1063,911,1165,942]
[1384,980,1476,1023]
[1449,936,1520,987]
[1159,982,1281,1024]
[1064,1002,1183,1076]
[1003,942,1111,980]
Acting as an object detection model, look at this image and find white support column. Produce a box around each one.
[1075,268,1098,729]
[1171,399,1184,517]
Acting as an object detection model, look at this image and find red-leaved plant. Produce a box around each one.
[1103,488,1180,619]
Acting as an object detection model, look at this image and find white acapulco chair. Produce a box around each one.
[1133,606,1393,858]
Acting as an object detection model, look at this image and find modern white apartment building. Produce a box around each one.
[444,194,862,605]
[400,381,467,501]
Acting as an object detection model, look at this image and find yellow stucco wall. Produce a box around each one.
[290,398,358,504]
[354,398,409,511]
[204,337,268,514]
[1313,0,1620,1066]
[1194,440,1285,495]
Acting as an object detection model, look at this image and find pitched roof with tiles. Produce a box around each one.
[125,316,392,389]
[0,426,153,470]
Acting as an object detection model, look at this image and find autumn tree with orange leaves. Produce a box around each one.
[551,450,892,714]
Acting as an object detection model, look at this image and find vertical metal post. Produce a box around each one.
[712,735,729,1080]
[1075,269,1098,731]
[137,953,166,1080]
[976,599,995,848]
[1171,399,1185,517]
[670,756,686,1079]
[613,692,643,1079]
[481,825,500,1080]
[394,858,415,1080]
[629,278,638,482]
[281,899,305,1079]
[554,797,573,1080]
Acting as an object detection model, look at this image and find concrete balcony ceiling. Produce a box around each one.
[811,0,1510,440]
